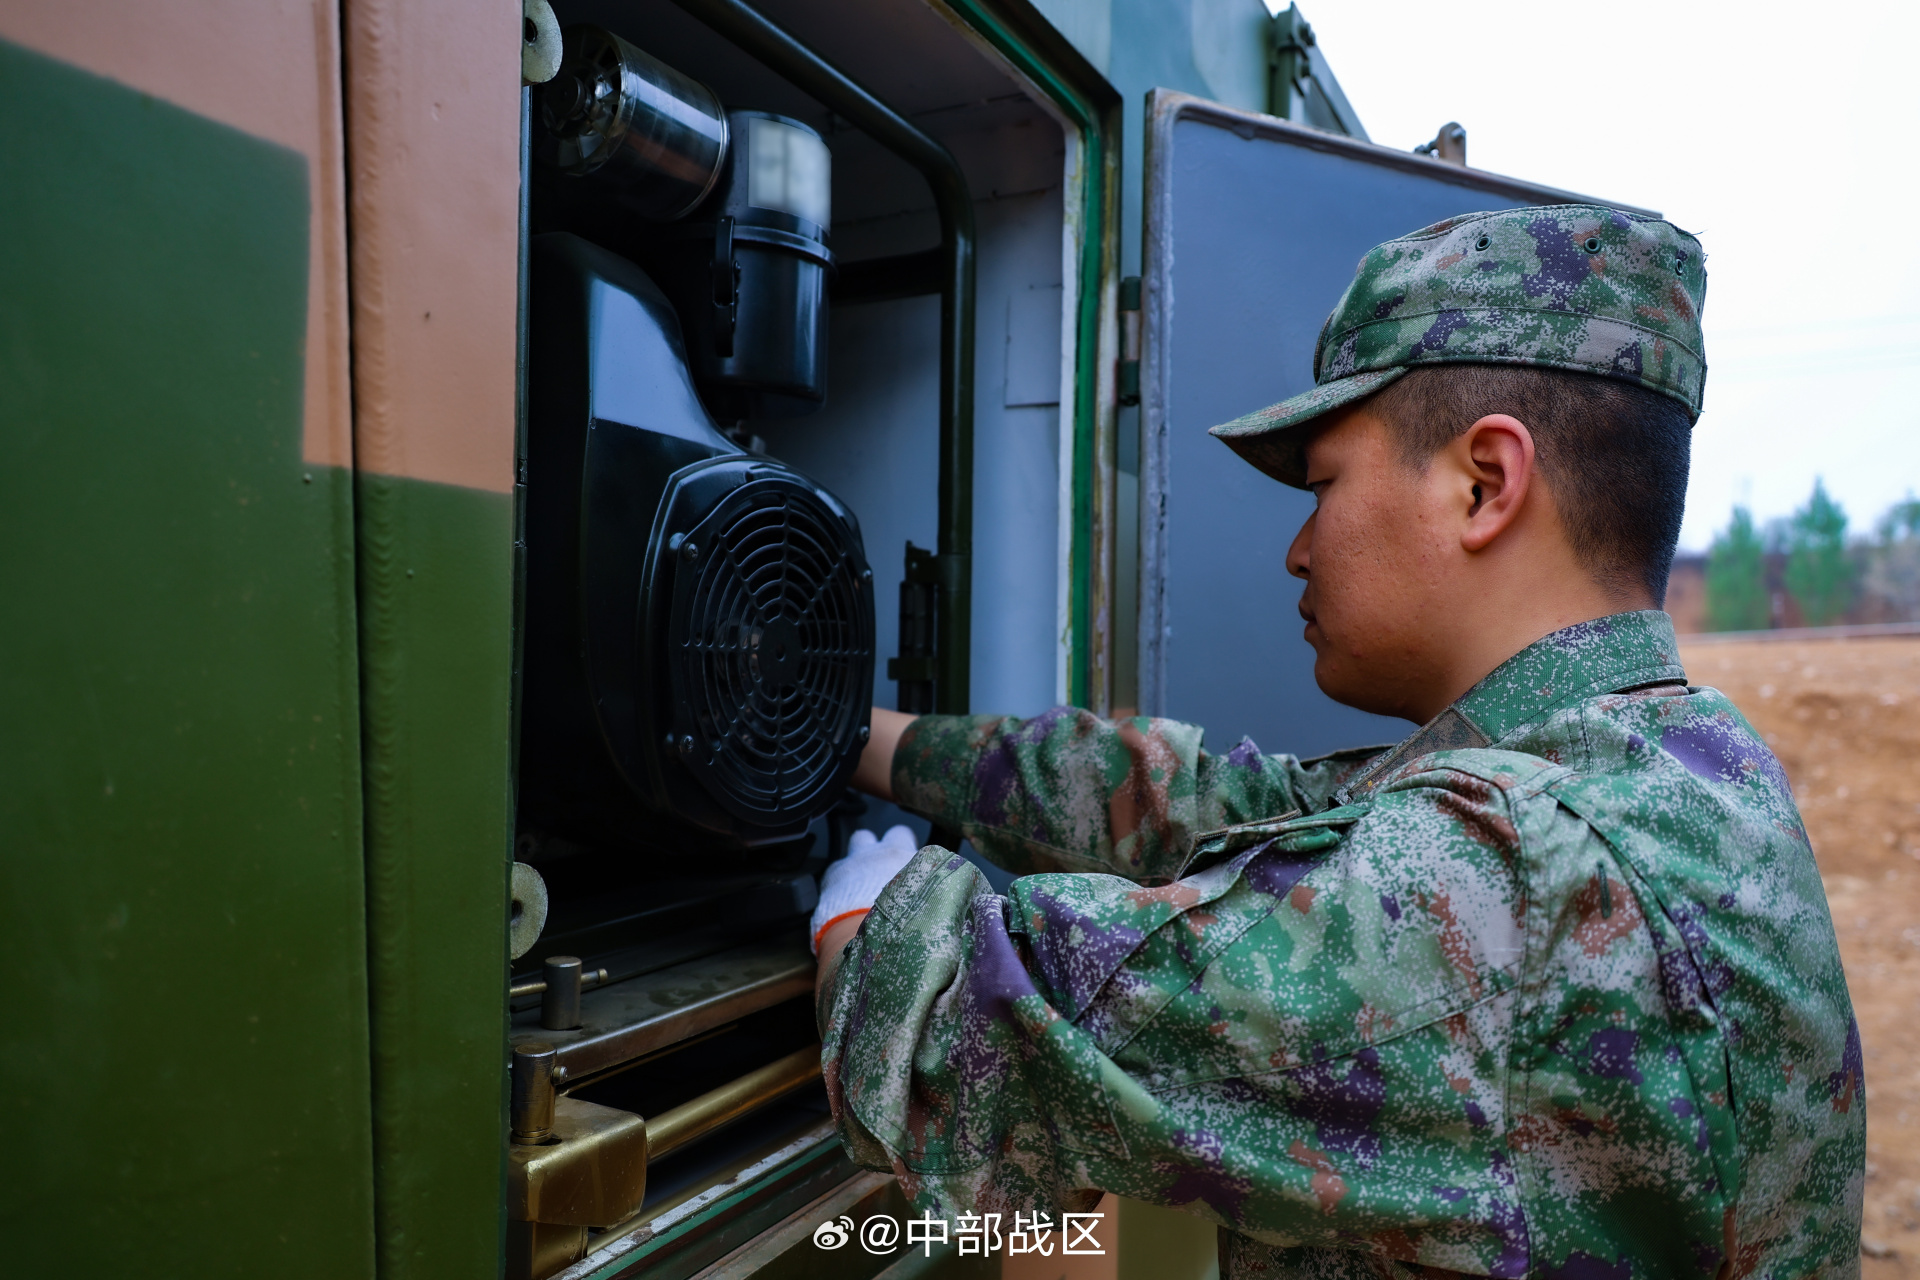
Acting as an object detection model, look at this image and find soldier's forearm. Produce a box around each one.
[852,707,916,802]
[890,709,1212,881]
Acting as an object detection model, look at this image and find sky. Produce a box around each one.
[1285,0,1920,551]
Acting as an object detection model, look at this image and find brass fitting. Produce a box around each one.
[506,1096,650,1279]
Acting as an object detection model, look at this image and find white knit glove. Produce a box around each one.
[811,825,920,954]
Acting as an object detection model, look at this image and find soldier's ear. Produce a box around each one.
[1452,414,1536,553]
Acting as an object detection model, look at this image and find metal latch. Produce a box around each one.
[1118,275,1141,407]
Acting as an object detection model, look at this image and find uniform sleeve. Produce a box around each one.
[889,708,1387,882]
[821,758,1536,1266]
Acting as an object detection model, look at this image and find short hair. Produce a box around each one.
[1363,364,1692,602]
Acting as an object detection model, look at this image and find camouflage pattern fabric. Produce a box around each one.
[1210,205,1708,489]
[819,611,1864,1278]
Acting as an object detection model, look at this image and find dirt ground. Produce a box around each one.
[1678,635,1920,1272]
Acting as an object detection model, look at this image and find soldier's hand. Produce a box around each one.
[810,825,918,955]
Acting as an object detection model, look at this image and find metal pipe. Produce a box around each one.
[667,0,975,714]
[509,965,607,1001]
[538,25,732,221]
[643,1045,822,1161]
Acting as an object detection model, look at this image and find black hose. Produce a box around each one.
[667,0,975,715]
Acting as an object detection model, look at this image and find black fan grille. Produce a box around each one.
[668,479,871,821]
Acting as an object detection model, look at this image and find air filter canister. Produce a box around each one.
[536,25,728,222]
[646,111,834,420]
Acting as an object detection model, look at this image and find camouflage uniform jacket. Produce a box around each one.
[819,612,1864,1278]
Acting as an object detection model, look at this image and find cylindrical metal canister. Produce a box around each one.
[536,25,729,222]
[644,111,834,420]
[540,955,583,1030]
[509,1042,558,1144]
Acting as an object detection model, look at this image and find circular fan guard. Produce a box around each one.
[667,476,872,824]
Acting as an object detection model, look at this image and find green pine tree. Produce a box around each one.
[1784,479,1854,626]
[1877,494,1920,542]
[1705,507,1770,631]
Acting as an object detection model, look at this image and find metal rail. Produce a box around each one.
[509,937,815,1081]
[669,0,976,714]
[644,1045,823,1162]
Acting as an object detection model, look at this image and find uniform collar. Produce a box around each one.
[1454,609,1686,742]
[1335,610,1686,806]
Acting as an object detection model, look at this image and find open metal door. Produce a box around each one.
[1138,89,1652,757]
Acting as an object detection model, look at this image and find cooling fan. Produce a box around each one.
[646,461,873,830]
[519,233,874,851]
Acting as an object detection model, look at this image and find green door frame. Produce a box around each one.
[945,0,1124,712]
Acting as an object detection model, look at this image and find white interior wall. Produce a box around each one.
[760,177,1066,719]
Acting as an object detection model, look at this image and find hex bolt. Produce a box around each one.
[541,955,584,1031]
[510,1042,557,1144]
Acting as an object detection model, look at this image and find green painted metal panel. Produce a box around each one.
[355,472,516,1278]
[0,38,374,1277]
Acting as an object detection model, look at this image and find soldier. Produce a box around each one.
[809,205,1864,1278]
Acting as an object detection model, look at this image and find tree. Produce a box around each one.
[1784,479,1854,626]
[1865,493,1920,622]
[1876,494,1920,543]
[1705,507,1770,632]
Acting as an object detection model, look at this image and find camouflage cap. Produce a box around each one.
[1209,203,1707,487]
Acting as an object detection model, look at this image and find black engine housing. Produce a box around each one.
[519,234,873,853]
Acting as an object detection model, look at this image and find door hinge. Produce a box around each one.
[1118,275,1141,407]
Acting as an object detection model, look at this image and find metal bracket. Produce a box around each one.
[888,542,940,713]
[1265,4,1368,140]
[1267,2,1315,114]
[1413,122,1468,166]
[886,543,969,713]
